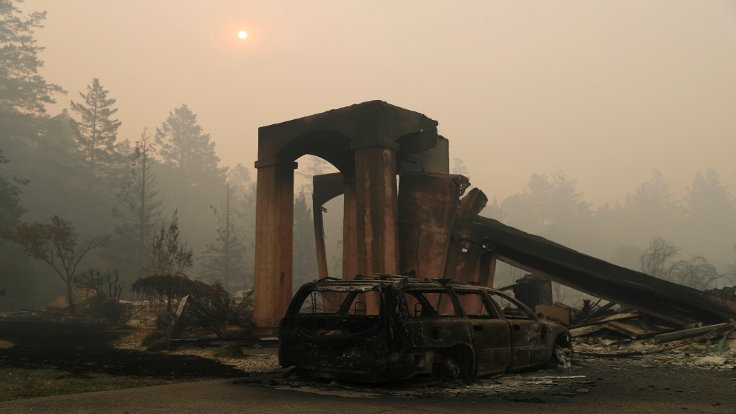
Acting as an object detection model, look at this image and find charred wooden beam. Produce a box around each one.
[456,215,736,325]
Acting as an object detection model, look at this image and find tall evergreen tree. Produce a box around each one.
[0,149,25,227]
[154,105,225,278]
[609,169,681,245]
[154,104,221,184]
[0,0,63,117]
[502,170,592,233]
[0,149,33,310]
[293,190,317,289]
[70,78,122,179]
[683,169,736,265]
[109,129,163,279]
[229,163,256,286]
[201,183,246,292]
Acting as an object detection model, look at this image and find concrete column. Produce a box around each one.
[398,173,466,278]
[313,196,328,278]
[342,178,359,279]
[253,159,295,335]
[354,146,399,275]
[476,252,497,287]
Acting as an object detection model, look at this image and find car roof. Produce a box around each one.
[306,275,507,294]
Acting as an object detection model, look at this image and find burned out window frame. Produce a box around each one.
[483,289,538,320]
[292,283,384,317]
[452,288,500,319]
[402,288,460,318]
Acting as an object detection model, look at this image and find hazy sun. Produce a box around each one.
[238,30,248,40]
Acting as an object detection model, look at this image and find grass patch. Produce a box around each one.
[141,330,170,351]
[0,368,173,401]
[213,341,244,358]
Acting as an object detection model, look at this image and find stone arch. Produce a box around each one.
[252,100,446,334]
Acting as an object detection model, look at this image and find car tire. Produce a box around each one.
[438,347,474,380]
[549,335,573,368]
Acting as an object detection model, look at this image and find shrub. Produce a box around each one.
[141,330,170,351]
[213,341,244,358]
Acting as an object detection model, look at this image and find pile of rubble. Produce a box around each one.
[565,300,736,370]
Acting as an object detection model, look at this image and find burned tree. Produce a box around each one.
[5,216,107,313]
[640,236,679,278]
[135,210,193,312]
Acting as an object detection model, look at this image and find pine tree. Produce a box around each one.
[683,169,736,263]
[201,184,246,292]
[110,129,163,278]
[0,148,32,309]
[229,163,256,287]
[0,149,25,227]
[153,105,225,278]
[154,104,222,184]
[70,78,122,179]
[0,0,63,116]
[293,190,317,289]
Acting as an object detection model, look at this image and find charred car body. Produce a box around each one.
[279,276,571,382]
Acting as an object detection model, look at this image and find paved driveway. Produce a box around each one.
[2,358,734,414]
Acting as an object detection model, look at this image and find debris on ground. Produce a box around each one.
[566,300,736,371]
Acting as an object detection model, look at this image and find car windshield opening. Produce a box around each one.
[298,287,381,316]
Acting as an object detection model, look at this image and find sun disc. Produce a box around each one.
[238,30,248,40]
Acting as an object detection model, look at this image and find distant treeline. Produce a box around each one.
[472,167,736,290]
[0,1,320,310]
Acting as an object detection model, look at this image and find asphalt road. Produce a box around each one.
[1,358,734,414]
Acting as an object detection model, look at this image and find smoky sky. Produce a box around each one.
[25,0,736,205]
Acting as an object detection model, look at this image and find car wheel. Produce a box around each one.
[443,357,462,379]
[438,347,474,380]
[549,336,573,368]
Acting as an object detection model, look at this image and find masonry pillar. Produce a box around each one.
[253,159,296,335]
[476,252,497,287]
[313,195,328,278]
[354,145,399,275]
[342,178,359,279]
[398,173,466,277]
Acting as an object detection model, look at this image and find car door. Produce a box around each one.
[486,291,547,370]
[454,289,511,376]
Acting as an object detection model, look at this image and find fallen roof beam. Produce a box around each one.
[457,216,736,325]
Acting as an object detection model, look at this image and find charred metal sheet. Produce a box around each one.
[455,216,736,324]
[398,173,469,277]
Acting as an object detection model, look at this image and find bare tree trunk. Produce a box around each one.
[224,184,231,292]
[66,280,76,315]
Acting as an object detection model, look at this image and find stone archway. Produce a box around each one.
[252,101,446,334]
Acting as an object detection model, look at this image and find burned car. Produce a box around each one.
[279,276,571,381]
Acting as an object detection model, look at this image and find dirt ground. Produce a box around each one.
[1,319,734,412]
[231,352,736,409]
[0,319,249,401]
